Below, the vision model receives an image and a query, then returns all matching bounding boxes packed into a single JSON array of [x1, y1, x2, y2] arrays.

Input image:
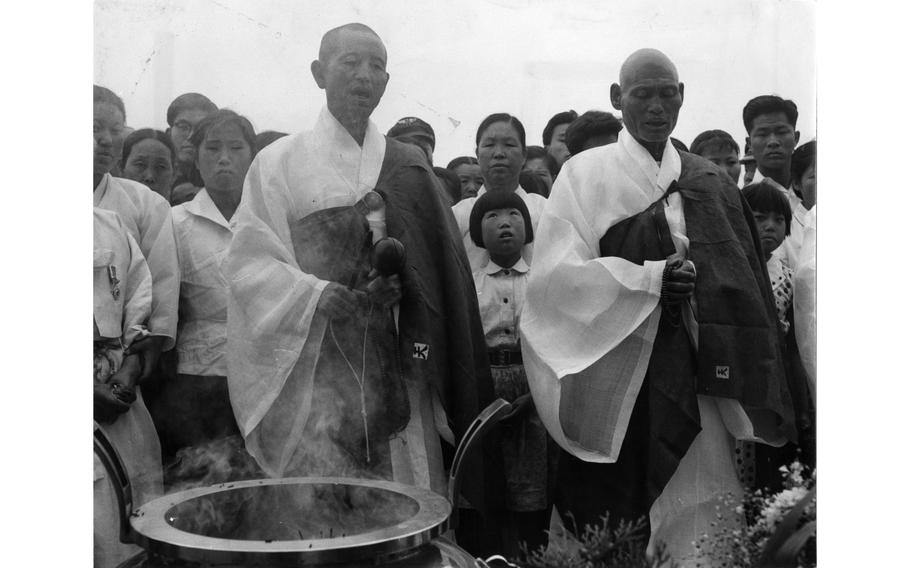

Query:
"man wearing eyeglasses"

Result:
[[165, 92, 218, 205]]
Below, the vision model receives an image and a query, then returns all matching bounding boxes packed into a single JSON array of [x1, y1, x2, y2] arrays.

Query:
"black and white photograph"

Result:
[[10, 0, 887, 565]]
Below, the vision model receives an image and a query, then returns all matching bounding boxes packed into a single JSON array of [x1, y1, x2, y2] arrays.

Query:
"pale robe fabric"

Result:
[[93, 208, 163, 568], [224, 107, 445, 495], [452, 185, 547, 271], [172, 189, 233, 376], [520, 129, 747, 562], [94, 174, 179, 349], [751, 169, 807, 270], [793, 206, 817, 403]]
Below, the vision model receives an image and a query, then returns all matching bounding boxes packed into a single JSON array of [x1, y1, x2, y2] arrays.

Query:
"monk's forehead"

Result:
[[328, 28, 387, 60], [620, 52, 678, 87]]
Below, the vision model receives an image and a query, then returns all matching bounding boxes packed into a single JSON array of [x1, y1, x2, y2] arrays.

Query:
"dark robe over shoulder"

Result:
[[556, 152, 796, 531]]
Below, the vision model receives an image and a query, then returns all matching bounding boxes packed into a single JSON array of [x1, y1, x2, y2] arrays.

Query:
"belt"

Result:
[[488, 349, 523, 366]]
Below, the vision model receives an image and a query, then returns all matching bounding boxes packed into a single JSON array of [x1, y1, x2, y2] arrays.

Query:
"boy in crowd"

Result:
[[165, 92, 218, 205], [690, 129, 742, 185]]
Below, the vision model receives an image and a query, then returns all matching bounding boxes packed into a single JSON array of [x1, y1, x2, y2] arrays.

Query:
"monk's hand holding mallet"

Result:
[[661, 252, 696, 304], [365, 269, 402, 308], [317, 282, 366, 319]]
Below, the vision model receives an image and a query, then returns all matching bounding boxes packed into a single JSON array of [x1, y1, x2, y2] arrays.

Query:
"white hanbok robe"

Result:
[[793, 206, 817, 403], [521, 129, 766, 563], [451, 185, 547, 271], [224, 107, 446, 495], [93, 208, 163, 568], [94, 174, 179, 349]]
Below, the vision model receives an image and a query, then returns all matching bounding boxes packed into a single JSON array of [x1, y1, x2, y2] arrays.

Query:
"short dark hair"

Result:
[[388, 117, 435, 150], [475, 113, 527, 150], [524, 145, 558, 178], [742, 180, 793, 236], [166, 93, 217, 127], [742, 95, 798, 133], [188, 109, 258, 157], [564, 111, 623, 155], [469, 190, 534, 248], [94, 85, 126, 121], [319, 23, 382, 63], [790, 140, 816, 183], [433, 166, 461, 205], [446, 156, 478, 171], [542, 110, 578, 145], [255, 130, 288, 153], [120, 129, 176, 170], [690, 129, 740, 157]]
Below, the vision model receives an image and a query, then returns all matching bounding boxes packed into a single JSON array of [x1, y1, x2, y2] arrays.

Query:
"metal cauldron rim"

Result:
[[130, 476, 451, 566]]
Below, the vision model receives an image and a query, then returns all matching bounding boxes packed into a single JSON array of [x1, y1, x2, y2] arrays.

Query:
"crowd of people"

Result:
[[93, 22, 816, 567]]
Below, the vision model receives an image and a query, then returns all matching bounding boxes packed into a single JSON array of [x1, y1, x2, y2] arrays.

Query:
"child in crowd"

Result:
[[690, 129, 742, 186], [469, 191, 550, 556], [741, 181, 815, 490]]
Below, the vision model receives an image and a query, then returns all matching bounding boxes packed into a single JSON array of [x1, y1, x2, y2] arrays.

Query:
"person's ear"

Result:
[[678, 82, 685, 104], [311, 60, 326, 89], [610, 83, 622, 111], [794, 130, 801, 145]]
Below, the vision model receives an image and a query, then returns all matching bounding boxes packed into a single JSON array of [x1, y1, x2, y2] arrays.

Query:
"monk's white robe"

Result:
[[224, 107, 446, 495], [521, 129, 759, 563], [94, 174, 179, 349], [794, 206, 817, 404], [93, 208, 163, 568], [451, 184, 547, 271]]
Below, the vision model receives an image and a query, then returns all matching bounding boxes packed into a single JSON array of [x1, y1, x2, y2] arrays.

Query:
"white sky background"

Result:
[[95, 0, 816, 164]]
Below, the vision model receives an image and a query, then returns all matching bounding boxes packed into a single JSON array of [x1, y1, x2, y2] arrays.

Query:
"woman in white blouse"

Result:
[[163, 110, 258, 483]]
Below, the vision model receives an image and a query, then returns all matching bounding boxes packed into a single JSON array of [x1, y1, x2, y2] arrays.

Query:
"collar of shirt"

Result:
[[475, 184, 532, 201], [183, 188, 233, 230], [93, 173, 113, 204], [483, 257, 530, 275]]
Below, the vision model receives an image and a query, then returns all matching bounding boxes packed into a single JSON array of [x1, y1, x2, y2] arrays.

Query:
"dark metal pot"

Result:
[[95, 399, 512, 567]]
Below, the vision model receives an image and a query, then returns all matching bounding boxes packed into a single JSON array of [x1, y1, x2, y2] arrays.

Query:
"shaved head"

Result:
[[318, 23, 384, 63], [610, 48, 684, 160], [619, 48, 679, 88]]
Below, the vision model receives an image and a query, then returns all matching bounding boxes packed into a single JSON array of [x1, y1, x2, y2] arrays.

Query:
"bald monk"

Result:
[[520, 49, 796, 562], [224, 23, 500, 516]]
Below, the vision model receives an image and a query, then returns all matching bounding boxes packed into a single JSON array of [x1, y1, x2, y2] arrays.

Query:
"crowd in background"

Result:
[[93, 24, 816, 567]]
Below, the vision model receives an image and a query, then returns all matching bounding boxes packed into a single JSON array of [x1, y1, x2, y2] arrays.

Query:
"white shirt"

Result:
[[172, 189, 233, 376], [451, 185, 547, 271], [94, 174, 179, 349], [473, 258, 530, 349]]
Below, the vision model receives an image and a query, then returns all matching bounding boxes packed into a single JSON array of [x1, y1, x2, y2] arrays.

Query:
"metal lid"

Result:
[[131, 477, 451, 566]]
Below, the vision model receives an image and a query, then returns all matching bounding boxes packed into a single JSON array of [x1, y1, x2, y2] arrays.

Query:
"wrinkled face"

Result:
[[748, 112, 798, 172], [94, 102, 125, 177], [546, 123, 571, 166], [123, 138, 175, 199], [170, 108, 212, 165], [195, 122, 253, 197], [753, 209, 787, 259], [477, 121, 526, 190], [795, 162, 816, 209], [453, 163, 484, 199], [701, 147, 742, 184], [614, 64, 683, 146], [315, 30, 389, 124], [481, 207, 526, 258], [522, 157, 553, 192]]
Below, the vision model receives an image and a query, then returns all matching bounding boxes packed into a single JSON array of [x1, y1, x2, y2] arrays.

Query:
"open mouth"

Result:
[[498, 230, 514, 240]]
